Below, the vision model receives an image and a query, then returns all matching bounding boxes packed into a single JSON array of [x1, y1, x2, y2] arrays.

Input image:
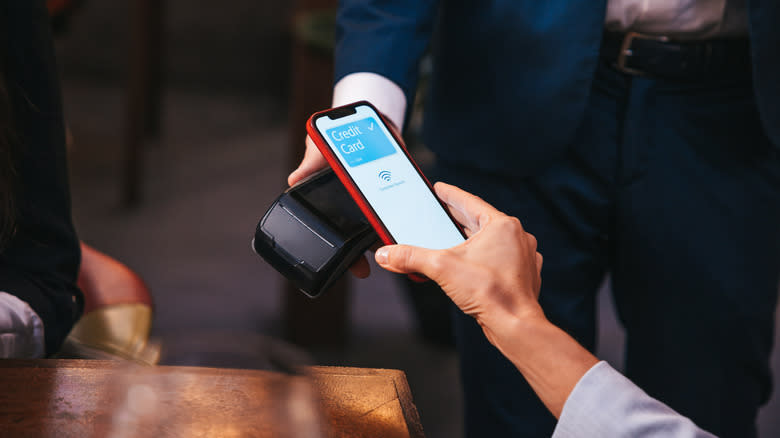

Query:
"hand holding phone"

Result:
[[288, 135, 328, 187], [306, 101, 466, 253]]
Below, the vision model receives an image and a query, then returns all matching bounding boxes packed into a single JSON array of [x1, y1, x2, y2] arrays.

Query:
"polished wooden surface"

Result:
[[0, 360, 424, 438]]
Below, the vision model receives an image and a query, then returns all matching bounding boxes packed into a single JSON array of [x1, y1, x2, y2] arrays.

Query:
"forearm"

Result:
[[494, 316, 599, 419], [506, 319, 715, 437]]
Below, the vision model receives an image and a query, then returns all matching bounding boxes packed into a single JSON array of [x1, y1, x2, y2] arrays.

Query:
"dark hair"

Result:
[[0, 67, 17, 248]]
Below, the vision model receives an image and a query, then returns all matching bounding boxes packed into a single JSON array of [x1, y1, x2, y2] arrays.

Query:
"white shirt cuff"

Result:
[[332, 72, 407, 131], [0, 291, 46, 358]]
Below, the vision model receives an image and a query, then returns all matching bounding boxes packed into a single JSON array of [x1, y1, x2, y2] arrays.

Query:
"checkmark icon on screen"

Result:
[[327, 117, 396, 167]]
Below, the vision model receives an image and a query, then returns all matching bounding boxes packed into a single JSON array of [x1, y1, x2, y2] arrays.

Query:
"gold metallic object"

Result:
[[62, 304, 160, 365]]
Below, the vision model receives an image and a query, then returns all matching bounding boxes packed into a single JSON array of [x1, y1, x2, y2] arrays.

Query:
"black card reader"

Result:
[[252, 169, 378, 298]]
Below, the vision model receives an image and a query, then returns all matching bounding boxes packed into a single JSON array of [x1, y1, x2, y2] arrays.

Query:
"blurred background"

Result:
[[53, 1, 779, 437]]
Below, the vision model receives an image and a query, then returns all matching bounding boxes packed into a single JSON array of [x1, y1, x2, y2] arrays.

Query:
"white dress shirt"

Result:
[[605, 0, 748, 38], [0, 291, 45, 358]]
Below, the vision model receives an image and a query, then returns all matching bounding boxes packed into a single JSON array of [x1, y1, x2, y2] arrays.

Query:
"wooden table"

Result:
[[0, 360, 424, 438]]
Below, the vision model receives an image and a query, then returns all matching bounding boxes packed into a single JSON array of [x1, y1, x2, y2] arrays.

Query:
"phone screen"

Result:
[[314, 104, 465, 250]]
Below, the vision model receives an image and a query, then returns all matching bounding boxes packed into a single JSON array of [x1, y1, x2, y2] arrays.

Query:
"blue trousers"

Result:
[[434, 60, 780, 438]]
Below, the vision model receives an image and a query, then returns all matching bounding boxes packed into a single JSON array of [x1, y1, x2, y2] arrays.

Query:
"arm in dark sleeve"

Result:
[[0, 0, 82, 355], [334, 0, 440, 107]]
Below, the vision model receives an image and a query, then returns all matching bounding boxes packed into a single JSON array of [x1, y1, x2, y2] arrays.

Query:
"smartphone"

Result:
[[306, 101, 466, 251]]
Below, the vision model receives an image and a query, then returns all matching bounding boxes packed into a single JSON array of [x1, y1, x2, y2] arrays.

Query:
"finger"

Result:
[[528, 233, 538, 251], [348, 255, 371, 278], [375, 244, 447, 280], [535, 252, 543, 274], [433, 182, 502, 234], [288, 136, 328, 186], [535, 252, 544, 292]]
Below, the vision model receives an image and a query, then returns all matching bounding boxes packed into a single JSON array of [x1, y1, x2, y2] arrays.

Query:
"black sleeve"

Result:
[[0, 0, 83, 355]]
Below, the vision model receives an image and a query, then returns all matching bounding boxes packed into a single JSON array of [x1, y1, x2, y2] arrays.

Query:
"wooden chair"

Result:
[[59, 243, 160, 364]]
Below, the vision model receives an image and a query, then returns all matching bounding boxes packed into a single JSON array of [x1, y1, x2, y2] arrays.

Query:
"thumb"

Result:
[[375, 245, 444, 278], [288, 136, 328, 186]]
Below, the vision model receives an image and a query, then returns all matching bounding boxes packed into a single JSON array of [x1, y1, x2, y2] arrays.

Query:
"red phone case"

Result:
[[306, 101, 465, 280]]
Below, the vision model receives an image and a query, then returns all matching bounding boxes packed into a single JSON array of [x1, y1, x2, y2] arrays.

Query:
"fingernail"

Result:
[[375, 247, 389, 264]]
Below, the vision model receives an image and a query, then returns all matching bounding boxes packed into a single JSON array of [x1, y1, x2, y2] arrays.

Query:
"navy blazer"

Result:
[[335, 0, 780, 177]]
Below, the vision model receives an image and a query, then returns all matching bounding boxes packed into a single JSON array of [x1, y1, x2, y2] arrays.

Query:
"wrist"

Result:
[[493, 312, 554, 365], [499, 316, 599, 418], [479, 309, 547, 366]]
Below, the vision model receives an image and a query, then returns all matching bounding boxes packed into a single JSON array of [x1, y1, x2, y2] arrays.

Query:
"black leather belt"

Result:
[[600, 31, 751, 80]]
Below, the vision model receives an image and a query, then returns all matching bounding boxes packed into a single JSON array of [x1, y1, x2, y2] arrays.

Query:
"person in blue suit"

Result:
[[289, 2, 780, 437]]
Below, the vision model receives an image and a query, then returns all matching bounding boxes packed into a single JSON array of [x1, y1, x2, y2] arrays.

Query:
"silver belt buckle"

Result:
[[614, 31, 670, 76]]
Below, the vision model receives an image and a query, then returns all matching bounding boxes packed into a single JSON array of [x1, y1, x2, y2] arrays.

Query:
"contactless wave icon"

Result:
[[378, 170, 392, 182]]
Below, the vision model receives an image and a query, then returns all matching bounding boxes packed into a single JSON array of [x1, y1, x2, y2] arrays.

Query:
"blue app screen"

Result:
[[316, 105, 464, 250], [326, 117, 396, 167]]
